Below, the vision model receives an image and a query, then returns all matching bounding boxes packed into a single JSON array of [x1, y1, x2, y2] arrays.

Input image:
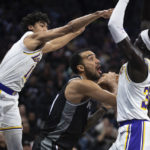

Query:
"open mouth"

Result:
[[96, 65, 102, 74]]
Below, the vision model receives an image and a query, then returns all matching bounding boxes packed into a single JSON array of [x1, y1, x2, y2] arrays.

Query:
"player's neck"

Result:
[[78, 73, 87, 80], [79, 73, 99, 83]]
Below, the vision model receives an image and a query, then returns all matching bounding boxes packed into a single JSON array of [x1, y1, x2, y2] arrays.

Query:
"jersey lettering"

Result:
[[141, 87, 150, 110], [23, 65, 35, 83]]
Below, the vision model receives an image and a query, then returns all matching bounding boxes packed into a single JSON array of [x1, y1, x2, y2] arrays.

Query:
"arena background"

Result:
[[0, 0, 149, 149]]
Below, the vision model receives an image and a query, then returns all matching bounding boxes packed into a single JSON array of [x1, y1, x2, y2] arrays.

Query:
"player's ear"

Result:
[[77, 65, 84, 73], [28, 25, 34, 31]]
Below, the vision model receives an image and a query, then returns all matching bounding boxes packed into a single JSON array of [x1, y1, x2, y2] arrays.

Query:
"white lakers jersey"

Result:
[[0, 31, 43, 92], [117, 59, 150, 122]]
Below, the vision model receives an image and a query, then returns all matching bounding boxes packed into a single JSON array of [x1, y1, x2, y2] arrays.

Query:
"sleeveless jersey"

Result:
[[39, 76, 92, 150], [0, 31, 43, 92], [117, 59, 150, 122]]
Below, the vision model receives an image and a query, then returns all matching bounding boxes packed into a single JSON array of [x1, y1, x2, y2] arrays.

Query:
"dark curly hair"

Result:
[[21, 11, 50, 32]]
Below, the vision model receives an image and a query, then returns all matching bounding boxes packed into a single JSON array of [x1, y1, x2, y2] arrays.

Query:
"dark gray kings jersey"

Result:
[[34, 76, 91, 150]]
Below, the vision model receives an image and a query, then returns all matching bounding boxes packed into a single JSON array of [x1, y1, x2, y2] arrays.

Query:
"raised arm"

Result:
[[65, 79, 116, 107], [108, 0, 147, 82], [69, 8, 113, 31], [24, 9, 113, 51], [65, 79, 116, 131], [42, 27, 85, 54]]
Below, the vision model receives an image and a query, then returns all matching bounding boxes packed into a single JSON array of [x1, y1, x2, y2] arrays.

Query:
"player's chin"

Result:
[[96, 71, 101, 77], [96, 73, 101, 79]]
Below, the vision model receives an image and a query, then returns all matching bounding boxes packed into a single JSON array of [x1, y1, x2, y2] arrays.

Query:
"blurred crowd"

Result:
[[0, 0, 149, 149]]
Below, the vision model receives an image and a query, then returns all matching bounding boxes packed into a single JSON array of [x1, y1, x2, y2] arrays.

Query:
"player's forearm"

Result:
[[101, 91, 116, 107], [82, 81, 116, 107], [36, 24, 73, 43], [68, 11, 103, 32], [108, 0, 129, 43], [42, 30, 83, 53], [89, 89, 116, 107], [42, 27, 84, 53], [84, 107, 106, 132]]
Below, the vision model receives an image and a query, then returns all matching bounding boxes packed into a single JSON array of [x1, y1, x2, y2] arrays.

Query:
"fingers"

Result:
[[98, 72, 118, 85], [101, 8, 114, 19], [107, 8, 114, 12], [101, 72, 118, 77]]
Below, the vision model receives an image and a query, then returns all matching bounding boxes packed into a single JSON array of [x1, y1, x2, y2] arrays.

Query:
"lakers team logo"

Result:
[[32, 54, 41, 62]]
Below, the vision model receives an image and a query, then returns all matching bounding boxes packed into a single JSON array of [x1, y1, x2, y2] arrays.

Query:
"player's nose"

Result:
[[96, 58, 100, 64], [43, 27, 48, 31]]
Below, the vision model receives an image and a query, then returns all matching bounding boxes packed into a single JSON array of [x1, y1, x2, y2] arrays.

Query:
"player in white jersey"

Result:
[[108, 0, 150, 150], [0, 10, 113, 150]]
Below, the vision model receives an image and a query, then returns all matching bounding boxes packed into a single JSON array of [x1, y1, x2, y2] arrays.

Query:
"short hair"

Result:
[[21, 11, 50, 32], [70, 49, 90, 74]]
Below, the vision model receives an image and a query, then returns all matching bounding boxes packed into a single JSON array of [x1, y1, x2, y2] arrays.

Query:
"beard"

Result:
[[84, 67, 100, 81]]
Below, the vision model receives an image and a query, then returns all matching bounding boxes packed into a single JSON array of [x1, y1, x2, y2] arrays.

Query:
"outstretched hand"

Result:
[[98, 72, 118, 94], [98, 72, 118, 85]]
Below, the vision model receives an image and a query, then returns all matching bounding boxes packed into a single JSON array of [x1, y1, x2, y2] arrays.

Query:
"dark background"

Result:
[[0, 0, 149, 149]]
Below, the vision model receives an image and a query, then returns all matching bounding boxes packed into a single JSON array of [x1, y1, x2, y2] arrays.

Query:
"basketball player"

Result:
[[32, 49, 117, 150], [108, 0, 150, 149], [0, 10, 113, 150]]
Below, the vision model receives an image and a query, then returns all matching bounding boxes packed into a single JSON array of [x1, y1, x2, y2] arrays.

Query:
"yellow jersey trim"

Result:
[[124, 125, 129, 150], [142, 122, 145, 150], [23, 49, 42, 55], [125, 66, 130, 82], [0, 126, 22, 131]]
